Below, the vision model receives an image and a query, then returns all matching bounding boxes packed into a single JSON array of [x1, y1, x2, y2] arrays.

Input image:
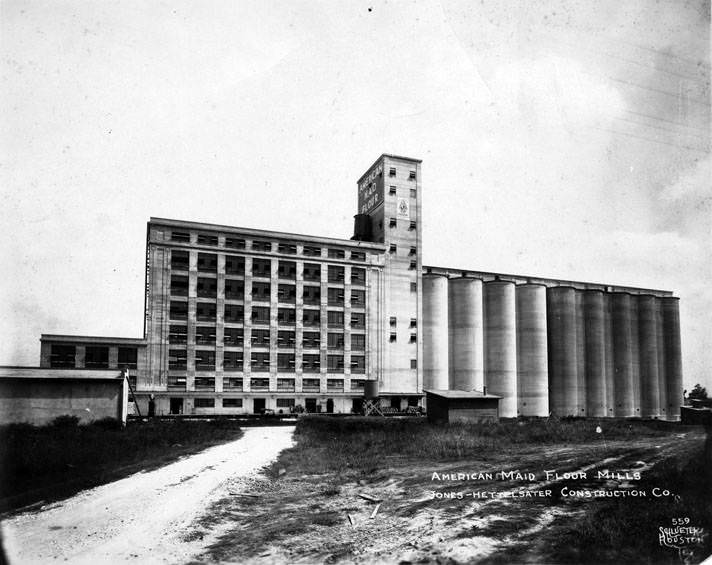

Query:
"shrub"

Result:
[[50, 415, 80, 428]]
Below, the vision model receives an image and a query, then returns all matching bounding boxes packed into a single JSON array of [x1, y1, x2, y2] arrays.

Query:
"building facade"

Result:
[[36, 154, 683, 419]]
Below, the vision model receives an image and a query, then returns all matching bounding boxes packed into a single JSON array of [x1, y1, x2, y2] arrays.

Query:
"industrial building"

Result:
[[35, 154, 683, 420]]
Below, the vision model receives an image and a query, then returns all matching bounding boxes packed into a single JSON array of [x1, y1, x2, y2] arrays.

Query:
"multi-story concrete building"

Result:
[[36, 154, 683, 419]]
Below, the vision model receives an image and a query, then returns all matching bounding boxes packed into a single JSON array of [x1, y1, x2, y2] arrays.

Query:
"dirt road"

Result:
[[2, 425, 294, 564]]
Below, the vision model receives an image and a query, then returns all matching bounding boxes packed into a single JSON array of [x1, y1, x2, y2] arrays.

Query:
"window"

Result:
[[194, 398, 215, 408], [224, 327, 244, 347], [167, 375, 186, 390], [351, 334, 365, 351], [410, 359, 417, 369], [251, 306, 270, 325], [252, 281, 271, 302], [278, 243, 296, 254], [303, 332, 320, 349], [351, 379, 366, 391], [303, 263, 321, 281], [197, 253, 217, 273], [225, 255, 245, 275], [252, 240, 271, 252], [409, 220, 416, 230], [169, 325, 188, 344], [410, 333, 417, 343], [410, 318, 417, 328], [351, 268, 366, 285], [303, 285, 320, 305], [389, 218, 397, 228], [351, 290, 365, 307], [196, 302, 216, 322], [225, 279, 244, 300], [390, 333, 397, 343], [197, 277, 217, 298], [277, 355, 295, 372], [250, 354, 270, 372], [223, 398, 243, 408], [224, 304, 244, 323], [278, 308, 296, 325], [327, 332, 345, 349], [225, 377, 243, 390], [195, 375, 215, 389], [389, 244, 397, 253], [410, 188, 417, 198], [302, 378, 320, 392], [351, 251, 365, 261], [195, 350, 215, 371], [389, 167, 396, 176], [303, 245, 321, 257], [223, 351, 244, 371], [278, 330, 295, 348], [171, 231, 190, 243], [328, 287, 344, 306], [328, 249, 345, 259], [278, 284, 296, 303], [278, 260, 296, 279], [327, 355, 344, 373], [409, 261, 416, 270], [170, 301, 188, 320], [303, 309, 320, 327], [250, 376, 269, 390], [252, 258, 271, 277], [409, 170, 416, 180], [171, 250, 189, 270], [327, 378, 344, 391], [351, 312, 365, 329], [276, 398, 295, 408], [85, 347, 109, 369], [169, 349, 187, 370], [390, 316, 397, 327], [197, 233, 218, 246], [225, 237, 245, 249], [410, 282, 417, 292], [351, 356, 365, 374], [409, 246, 417, 256], [389, 185, 396, 195], [196, 326, 216, 345], [328, 266, 345, 283], [328, 310, 344, 328], [302, 354, 320, 374], [170, 275, 188, 296], [251, 329, 270, 348], [50, 344, 75, 368], [117, 347, 138, 369]]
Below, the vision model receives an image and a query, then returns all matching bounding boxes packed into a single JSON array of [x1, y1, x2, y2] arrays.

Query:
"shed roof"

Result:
[[425, 389, 502, 399]]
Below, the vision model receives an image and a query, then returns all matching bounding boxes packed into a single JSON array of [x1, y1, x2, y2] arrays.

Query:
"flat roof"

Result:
[[149, 217, 386, 251], [41, 335, 147, 346], [357, 154, 423, 183], [425, 389, 502, 399], [0, 367, 123, 380]]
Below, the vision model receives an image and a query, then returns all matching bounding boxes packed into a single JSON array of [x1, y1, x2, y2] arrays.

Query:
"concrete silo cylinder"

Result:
[[546, 286, 578, 416], [448, 277, 484, 392], [422, 274, 449, 390], [662, 297, 682, 421], [484, 281, 517, 417], [637, 295, 660, 418], [584, 290, 606, 417], [612, 292, 635, 417], [516, 284, 549, 417]]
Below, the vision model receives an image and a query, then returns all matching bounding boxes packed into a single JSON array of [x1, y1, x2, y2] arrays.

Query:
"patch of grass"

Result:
[[0, 417, 243, 511]]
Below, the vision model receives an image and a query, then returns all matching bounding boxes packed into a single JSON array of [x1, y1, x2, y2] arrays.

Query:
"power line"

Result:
[[591, 125, 709, 153], [625, 110, 710, 134], [614, 115, 709, 142]]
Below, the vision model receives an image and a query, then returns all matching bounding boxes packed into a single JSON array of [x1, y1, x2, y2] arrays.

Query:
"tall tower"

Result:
[[354, 155, 423, 402]]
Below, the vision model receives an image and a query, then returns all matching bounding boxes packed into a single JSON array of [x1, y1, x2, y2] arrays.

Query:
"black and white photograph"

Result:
[[0, 1, 710, 563]]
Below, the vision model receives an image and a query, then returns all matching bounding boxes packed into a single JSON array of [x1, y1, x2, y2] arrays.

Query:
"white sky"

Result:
[[2, 0, 710, 391]]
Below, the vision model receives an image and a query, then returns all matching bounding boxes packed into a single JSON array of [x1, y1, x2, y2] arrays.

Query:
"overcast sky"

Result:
[[2, 0, 710, 391]]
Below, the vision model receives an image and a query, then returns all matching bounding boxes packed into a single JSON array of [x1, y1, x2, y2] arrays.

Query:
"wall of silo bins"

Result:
[[484, 280, 517, 417], [448, 277, 484, 392], [584, 290, 607, 417], [575, 290, 587, 416], [603, 293, 616, 417], [655, 297, 668, 420], [546, 286, 578, 416], [422, 273, 449, 390], [662, 297, 683, 421], [630, 294, 642, 417], [612, 292, 635, 417], [515, 284, 549, 417], [638, 295, 661, 418]]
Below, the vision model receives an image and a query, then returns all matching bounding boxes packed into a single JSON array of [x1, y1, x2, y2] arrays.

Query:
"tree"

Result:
[[688, 384, 708, 400]]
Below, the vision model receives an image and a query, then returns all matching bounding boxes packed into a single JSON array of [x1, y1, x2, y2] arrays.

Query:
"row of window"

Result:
[[388, 218, 417, 230], [169, 302, 366, 327], [171, 377, 368, 393], [49, 345, 138, 369], [170, 233, 368, 262], [168, 351, 366, 372], [169, 326, 365, 349], [170, 278, 365, 306], [170, 253, 366, 284]]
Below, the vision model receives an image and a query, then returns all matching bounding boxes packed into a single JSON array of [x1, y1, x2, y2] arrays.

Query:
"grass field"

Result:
[[0, 416, 244, 512], [193, 417, 711, 564]]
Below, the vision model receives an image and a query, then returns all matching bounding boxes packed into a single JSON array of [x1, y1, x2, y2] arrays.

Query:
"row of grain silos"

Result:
[[422, 274, 683, 420]]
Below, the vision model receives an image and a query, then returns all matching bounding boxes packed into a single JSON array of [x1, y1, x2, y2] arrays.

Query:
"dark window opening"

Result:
[[303, 285, 320, 305], [197, 253, 217, 273], [303, 332, 320, 349], [223, 398, 243, 408], [327, 332, 345, 349], [252, 281, 271, 302], [351, 356, 365, 374], [278, 330, 295, 348], [252, 240, 271, 252], [196, 302, 216, 322], [225, 255, 245, 275], [225, 237, 245, 249], [171, 250, 189, 271], [277, 355, 295, 373], [278, 243, 297, 255], [196, 326, 216, 345], [251, 329, 271, 348], [351, 334, 365, 350], [50, 344, 75, 368], [195, 376, 215, 389], [197, 233, 218, 246], [351, 267, 366, 285], [250, 355, 270, 373], [170, 275, 189, 296], [194, 398, 215, 408], [169, 349, 187, 370], [328, 265, 345, 283], [328, 249, 345, 259], [195, 351, 215, 371], [225, 377, 243, 390], [278, 308, 296, 325], [197, 277, 217, 298], [303, 245, 321, 257], [223, 351, 244, 371], [327, 310, 344, 328], [327, 378, 344, 390], [224, 304, 244, 323], [327, 356, 344, 373], [171, 231, 190, 242], [278, 260, 296, 279], [351, 312, 366, 329], [303, 263, 321, 281], [225, 278, 244, 300], [303, 309, 320, 327], [302, 354, 321, 373], [223, 327, 244, 347], [328, 287, 345, 306], [278, 284, 296, 303], [252, 258, 271, 277]]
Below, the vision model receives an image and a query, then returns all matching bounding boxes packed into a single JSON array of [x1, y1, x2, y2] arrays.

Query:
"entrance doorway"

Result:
[[169, 397, 183, 415], [326, 399, 334, 413], [253, 398, 266, 414], [305, 398, 317, 413], [352, 398, 363, 414], [391, 396, 401, 411]]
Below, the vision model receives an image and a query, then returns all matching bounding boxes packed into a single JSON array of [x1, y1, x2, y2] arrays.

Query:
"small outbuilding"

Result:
[[425, 390, 501, 424]]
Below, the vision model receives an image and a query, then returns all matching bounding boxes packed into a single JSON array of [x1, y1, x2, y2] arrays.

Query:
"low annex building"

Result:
[[34, 154, 683, 419]]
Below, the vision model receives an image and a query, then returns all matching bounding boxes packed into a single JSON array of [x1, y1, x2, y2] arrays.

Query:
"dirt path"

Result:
[[1, 425, 295, 565]]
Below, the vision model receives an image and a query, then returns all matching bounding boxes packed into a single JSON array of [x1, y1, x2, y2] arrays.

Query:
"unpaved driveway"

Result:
[[2, 425, 294, 564]]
